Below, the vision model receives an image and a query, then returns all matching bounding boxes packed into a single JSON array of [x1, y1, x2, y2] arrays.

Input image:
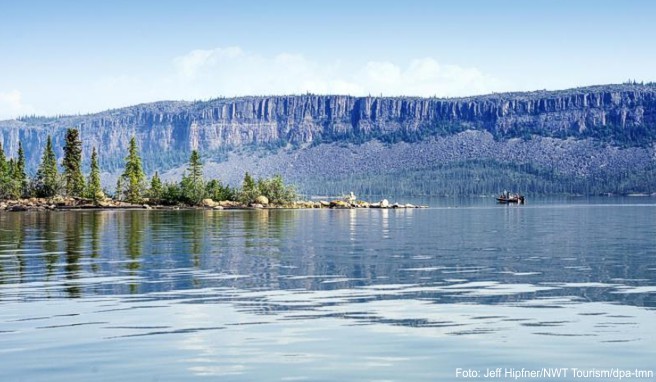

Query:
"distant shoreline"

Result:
[[0, 197, 427, 212]]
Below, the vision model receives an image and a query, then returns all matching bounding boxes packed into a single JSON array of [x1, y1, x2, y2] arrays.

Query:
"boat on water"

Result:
[[497, 191, 525, 204]]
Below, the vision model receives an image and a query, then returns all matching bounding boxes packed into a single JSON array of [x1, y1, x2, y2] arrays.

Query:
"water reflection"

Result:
[[126, 212, 143, 293], [64, 213, 82, 298], [0, 204, 654, 315], [89, 212, 103, 274], [40, 214, 60, 283], [0, 203, 655, 381], [0, 213, 25, 286]]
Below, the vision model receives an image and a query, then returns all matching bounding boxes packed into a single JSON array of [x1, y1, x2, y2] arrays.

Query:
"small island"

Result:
[[0, 128, 425, 212]]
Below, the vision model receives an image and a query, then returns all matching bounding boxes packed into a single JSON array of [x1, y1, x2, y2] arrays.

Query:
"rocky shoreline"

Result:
[[0, 197, 427, 212]]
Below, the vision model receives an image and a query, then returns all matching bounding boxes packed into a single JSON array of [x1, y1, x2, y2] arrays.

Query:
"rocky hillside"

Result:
[[1, 83, 656, 196]]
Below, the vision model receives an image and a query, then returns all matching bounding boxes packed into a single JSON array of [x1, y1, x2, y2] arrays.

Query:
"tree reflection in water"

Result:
[[64, 212, 83, 298], [125, 211, 144, 294], [0, 206, 651, 310]]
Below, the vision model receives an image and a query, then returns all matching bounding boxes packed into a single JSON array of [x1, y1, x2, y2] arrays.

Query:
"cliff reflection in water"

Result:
[[0, 206, 654, 311]]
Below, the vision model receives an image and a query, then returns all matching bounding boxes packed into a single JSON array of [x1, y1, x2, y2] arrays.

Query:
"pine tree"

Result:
[[0, 157, 20, 199], [149, 171, 163, 200], [260, 174, 296, 205], [160, 181, 182, 205], [115, 177, 124, 201], [34, 135, 59, 197], [16, 141, 28, 197], [238, 172, 258, 205], [86, 147, 104, 202], [180, 150, 205, 205], [205, 179, 234, 201], [7, 159, 15, 178], [187, 150, 203, 182], [119, 136, 146, 203], [62, 128, 85, 197]]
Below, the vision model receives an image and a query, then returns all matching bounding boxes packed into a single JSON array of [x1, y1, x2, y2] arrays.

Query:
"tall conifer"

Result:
[[119, 136, 146, 203], [149, 171, 163, 200], [0, 143, 22, 199], [62, 128, 85, 196], [238, 172, 258, 205], [16, 141, 28, 196], [34, 135, 59, 197], [181, 150, 204, 205], [86, 147, 103, 202], [115, 177, 124, 201]]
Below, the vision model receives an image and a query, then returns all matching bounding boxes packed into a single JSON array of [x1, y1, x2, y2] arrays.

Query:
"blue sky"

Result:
[[1, 0, 654, 119]]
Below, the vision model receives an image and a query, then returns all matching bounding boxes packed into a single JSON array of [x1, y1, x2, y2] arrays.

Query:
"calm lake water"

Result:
[[1, 198, 655, 381]]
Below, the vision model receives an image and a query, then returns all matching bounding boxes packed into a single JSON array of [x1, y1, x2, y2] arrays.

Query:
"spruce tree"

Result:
[[205, 179, 234, 202], [149, 171, 163, 200], [62, 128, 85, 196], [0, 143, 18, 199], [180, 150, 205, 205], [187, 150, 203, 182], [0, 158, 20, 199], [86, 147, 104, 202], [119, 136, 146, 203], [115, 177, 124, 201], [238, 172, 258, 205], [16, 141, 28, 197], [7, 159, 15, 178], [260, 174, 296, 205], [34, 135, 59, 197]]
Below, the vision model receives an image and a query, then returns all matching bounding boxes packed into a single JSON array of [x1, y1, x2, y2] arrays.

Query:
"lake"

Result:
[[1, 198, 655, 381]]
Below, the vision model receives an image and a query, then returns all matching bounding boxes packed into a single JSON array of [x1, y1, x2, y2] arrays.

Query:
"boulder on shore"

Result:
[[49, 196, 79, 206], [380, 199, 390, 208], [255, 195, 269, 206], [219, 200, 240, 208], [202, 198, 217, 208], [330, 200, 351, 209], [98, 200, 114, 207], [292, 201, 309, 208]]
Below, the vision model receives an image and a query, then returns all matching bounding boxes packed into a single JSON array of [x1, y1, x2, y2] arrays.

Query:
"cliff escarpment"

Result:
[[1, 83, 656, 195]]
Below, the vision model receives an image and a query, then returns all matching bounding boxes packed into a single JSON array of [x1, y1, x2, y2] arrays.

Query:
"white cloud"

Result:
[[357, 58, 501, 97], [165, 47, 504, 99], [0, 90, 35, 120], [173, 46, 244, 80], [363, 61, 402, 85], [2, 47, 507, 119]]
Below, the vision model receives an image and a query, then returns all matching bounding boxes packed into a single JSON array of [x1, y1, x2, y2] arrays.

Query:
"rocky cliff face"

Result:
[[1, 84, 655, 194]]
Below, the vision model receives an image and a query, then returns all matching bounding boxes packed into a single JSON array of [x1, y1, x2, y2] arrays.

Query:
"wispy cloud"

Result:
[[166, 47, 504, 99], [3, 47, 507, 119], [173, 47, 245, 80]]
